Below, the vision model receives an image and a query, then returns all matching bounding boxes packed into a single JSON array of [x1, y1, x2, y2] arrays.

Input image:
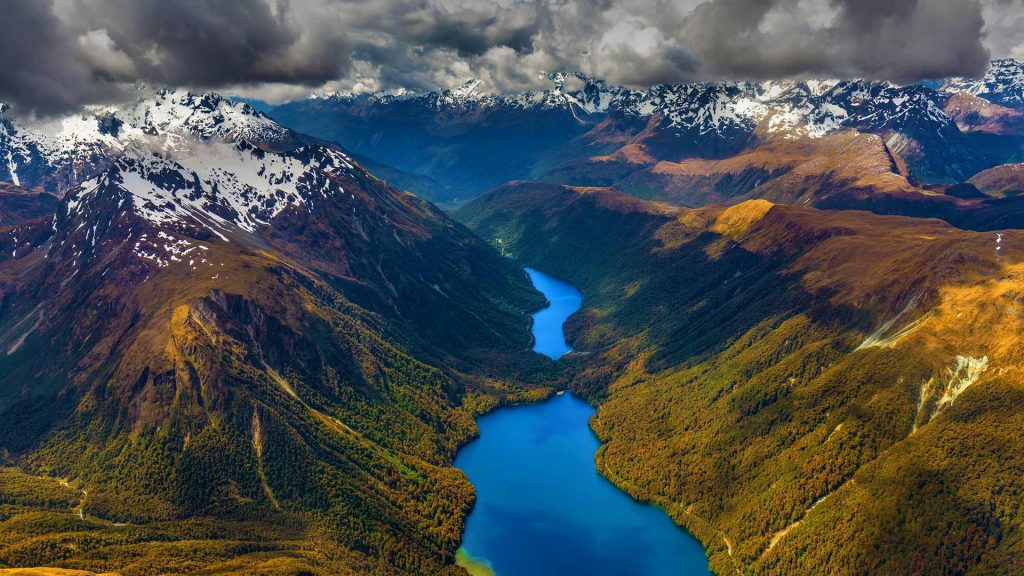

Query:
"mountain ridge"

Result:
[[267, 60, 1024, 204], [0, 88, 548, 575], [3, 59, 1024, 576]]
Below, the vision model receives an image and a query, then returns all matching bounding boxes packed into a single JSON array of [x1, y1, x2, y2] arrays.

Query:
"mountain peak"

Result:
[[0, 88, 308, 196], [547, 71, 604, 89], [450, 78, 482, 98], [429, 79, 486, 108], [942, 58, 1024, 108], [64, 139, 356, 245], [138, 88, 295, 146]]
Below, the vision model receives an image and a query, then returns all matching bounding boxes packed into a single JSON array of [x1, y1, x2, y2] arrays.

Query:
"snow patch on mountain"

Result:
[[0, 89, 301, 196], [66, 140, 357, 243], [308, 73, 958, 142], [943, 59, 1024, 108]]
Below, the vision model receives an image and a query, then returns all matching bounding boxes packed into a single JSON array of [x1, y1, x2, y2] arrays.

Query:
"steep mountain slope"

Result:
[[969, 163, 1024, 197], [0, 184, 58, 226], [0, 94, 544, 575], [587, 130, 917, 206], [942, 92, 1024, 135], [458, 183, 1024, 576]]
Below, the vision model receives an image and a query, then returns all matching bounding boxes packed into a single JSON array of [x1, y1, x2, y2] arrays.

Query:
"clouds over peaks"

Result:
[[0, 0, 1019, 114]]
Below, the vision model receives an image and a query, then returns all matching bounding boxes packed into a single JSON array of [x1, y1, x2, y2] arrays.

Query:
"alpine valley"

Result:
[[0, 90, 550, 575], [1, 48, 1024, 576]]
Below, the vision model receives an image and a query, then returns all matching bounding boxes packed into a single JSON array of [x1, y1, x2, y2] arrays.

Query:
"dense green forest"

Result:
[[4, 175, 1023, 575], [0, 261, 545, 575]]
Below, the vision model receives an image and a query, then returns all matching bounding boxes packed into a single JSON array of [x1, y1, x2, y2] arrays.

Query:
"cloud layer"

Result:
[[1, 0, 351, 114], [1, 0, 1022, 113]]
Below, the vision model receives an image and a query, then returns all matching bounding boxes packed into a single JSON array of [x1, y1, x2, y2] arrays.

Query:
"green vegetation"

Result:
[[0, 263, 491, 574], [0, 167, 553, 574], [458, 182, 1024, 575], [9, 139, 1021, 575], [455, 547, 495, 576]]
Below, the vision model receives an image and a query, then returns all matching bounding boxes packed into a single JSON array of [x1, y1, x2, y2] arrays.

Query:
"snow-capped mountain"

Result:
[[0, 85, 542, 576], [2, 86, 536, 368], [580, 77, 959, 143], [0, 87, 469, 286], [272, 68, 1009, 199], [0, 89, 304, 197], [63, 141, 356, 245], [7, 61, 1015, 213], [943, 59, 1024, 108], [307, 73, 958, 141]]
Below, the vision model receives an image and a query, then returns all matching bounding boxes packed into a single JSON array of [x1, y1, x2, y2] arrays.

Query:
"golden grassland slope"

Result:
[[943, 92, 1024, 135], [631, 131, 917, 205], [545, 131, 1024, 233], [458, 183, 1024, 576], [968, 163, 1024, 197], [542, 126, 957, 213]]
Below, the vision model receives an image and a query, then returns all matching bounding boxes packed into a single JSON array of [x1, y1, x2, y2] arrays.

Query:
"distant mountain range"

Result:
[[265, 60, 1024, 206], [943, 58, 1024, 108]]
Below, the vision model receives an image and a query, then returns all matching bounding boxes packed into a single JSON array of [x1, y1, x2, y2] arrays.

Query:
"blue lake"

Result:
[[455, 269, 711, 576], [524, 267, 583, 360]]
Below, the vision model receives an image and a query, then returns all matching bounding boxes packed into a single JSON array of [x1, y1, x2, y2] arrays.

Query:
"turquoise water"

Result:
[[455, 269, 711, 576], [524, 267, 582, 359]]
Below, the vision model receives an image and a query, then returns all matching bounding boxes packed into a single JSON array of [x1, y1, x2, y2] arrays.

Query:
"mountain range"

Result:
[[267, 61, 1024, 209], [2, 58, 1024, 576]]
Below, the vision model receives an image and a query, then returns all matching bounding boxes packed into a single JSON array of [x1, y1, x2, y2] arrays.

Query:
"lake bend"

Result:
[[523, 267, 583, 359], [455, 268, 711, 576]]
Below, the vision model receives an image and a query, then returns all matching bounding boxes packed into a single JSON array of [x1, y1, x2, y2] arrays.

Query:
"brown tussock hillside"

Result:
[[459, 182, 1024, 576]]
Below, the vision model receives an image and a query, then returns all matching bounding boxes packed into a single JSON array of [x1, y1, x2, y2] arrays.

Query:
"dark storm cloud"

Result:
[[0, 0, 351, 114], [0, 0, 1020, 112], [333, 0, 998, 92], [0, 0, 127, 114], [829, 0, 990, 82], [71, 0, 351, 86], [677, 0, 990, 82], [395, 6, 539, 56]]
